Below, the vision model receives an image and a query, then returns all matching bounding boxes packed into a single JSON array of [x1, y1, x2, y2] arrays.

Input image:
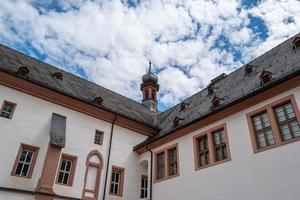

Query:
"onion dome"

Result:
[[142, 61, 158, 84]]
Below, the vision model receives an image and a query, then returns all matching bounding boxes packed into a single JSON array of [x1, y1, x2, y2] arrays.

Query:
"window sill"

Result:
[[154, 173, 179, 184], [55, 182, 73, 187], [108, 193, 123, 197], [195, 158, 231, 171], [253, 136, 300, 154]]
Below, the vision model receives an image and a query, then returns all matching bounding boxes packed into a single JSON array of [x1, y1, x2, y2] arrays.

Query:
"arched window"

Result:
[[152, 90, 156, 100], [144, 90, 149, 100], [82, 151, 103, 200]]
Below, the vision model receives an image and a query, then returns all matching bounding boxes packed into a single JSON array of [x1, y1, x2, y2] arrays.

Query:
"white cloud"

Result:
[[0, 0, 299, 110]]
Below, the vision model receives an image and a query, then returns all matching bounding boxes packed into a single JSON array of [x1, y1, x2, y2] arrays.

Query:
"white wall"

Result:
[[0, 85, 148, 200], [150, 86, 300, 200]]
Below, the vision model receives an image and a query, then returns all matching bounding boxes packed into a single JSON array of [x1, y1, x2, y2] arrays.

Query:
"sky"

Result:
[[0, 0, 299, 111]]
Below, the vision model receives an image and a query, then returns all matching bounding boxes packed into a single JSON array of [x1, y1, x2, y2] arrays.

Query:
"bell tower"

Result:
[[141, 61, 159, 112]]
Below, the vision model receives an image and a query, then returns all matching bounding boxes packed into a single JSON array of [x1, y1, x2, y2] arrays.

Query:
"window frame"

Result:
[[56, 153, 77, 187], [140, 175, 148, 199], [193, 124, 231, 171], [247, 94, 300, 153], [0, 101, 17, 119], [11, 143, 39, 179], [154, 143, 179, 182], [94, 130, 104, 145], [109, 165, 125, 197]]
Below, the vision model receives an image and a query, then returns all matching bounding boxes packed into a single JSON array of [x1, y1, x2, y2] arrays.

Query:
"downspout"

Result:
[[102, 115, 118, 200], [146, 145, 153, 200]]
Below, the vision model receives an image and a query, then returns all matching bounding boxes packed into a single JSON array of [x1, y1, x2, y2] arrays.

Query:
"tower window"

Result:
[[260, 70, 273, 84], [52, 72, 63, 80], [145, 90, 149, 100], [293, 37, 300, 49], [17, 66, 29, 78]]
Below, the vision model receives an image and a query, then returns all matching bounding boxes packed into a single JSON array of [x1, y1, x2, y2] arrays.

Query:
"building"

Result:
[[0, 33, 300, 200]]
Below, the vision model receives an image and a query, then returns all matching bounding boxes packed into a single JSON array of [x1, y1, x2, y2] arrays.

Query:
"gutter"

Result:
[[146, 145, 153, 200], [102, 115, 118, 200]]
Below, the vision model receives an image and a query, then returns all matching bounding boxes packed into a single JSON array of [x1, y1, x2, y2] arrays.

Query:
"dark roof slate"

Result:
[[144, 32, 300, 146], [0, 44, 157, 127]]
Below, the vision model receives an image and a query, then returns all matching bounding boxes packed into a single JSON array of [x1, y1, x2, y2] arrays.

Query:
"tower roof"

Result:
[[142, 61, 158, 84]]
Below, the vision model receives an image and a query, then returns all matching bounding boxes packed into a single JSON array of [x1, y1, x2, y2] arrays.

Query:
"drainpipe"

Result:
[[102, 115, 118, 200], [146, 145, 153, 200]]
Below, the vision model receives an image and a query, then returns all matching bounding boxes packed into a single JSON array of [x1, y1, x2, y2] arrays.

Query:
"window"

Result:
[[293, 37, 300, 49], [52, 72, 63, 80], [252, 112, 275, 148], [193, 124, 231, 170], [155, 144, 179, 181], [245, 64, 255, 75], [152, 90, 156, 100], [144, 90, 149, 100], [0, 101, 16, 119], [173, 117, 181, 129], [260, 70, 273, 84], [140, 175, 148, 199], [94, 130, 104, 145], [213, 129, 228, 161], [212, 96, 221, 109], [274, 102, 300, 141], [17, 66, 29, 78], [93, 96, 103, 105], [247, 95, 300, 153], [11, 143, 39, 178], [156, 152, 165, 180], [180, 102, 189, 111], [56, 154, 77, 186], [109, 166, 125, 197], [197, 135, 209, 167], [168, 147, 178, 176]]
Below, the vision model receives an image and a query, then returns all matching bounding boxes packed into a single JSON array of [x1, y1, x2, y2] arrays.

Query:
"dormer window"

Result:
[[180, 102, 189, 111], [207, 84, 215, 95], [211, 96, 221, 109], [173, 117, 182, 129], [94, 97, 103, 105], [17, 66, 29, 78], [245, 64, 255, 75], [260, 70, 273, 84], [52, 72, 63, 80], [293, 37, 300, 49]]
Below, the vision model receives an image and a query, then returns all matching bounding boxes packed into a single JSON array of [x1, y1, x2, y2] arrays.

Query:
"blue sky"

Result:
[[0, 0, 299, 111]]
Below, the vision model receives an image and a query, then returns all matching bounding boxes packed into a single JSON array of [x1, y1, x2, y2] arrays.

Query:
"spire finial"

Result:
[[148, 60, 152, 73]]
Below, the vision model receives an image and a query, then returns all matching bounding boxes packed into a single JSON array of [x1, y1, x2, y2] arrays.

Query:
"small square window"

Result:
[[94, 130, 104, 145], [0, 101, 16, 119]]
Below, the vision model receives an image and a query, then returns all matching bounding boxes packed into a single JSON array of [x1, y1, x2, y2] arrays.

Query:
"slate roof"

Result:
[[1, 32, 300, 151], [135, 32, 300, 149], [0, 44, 157, 127]]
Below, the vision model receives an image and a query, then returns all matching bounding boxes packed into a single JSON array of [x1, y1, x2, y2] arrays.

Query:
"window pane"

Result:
[[275, 102, 300, 141]]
